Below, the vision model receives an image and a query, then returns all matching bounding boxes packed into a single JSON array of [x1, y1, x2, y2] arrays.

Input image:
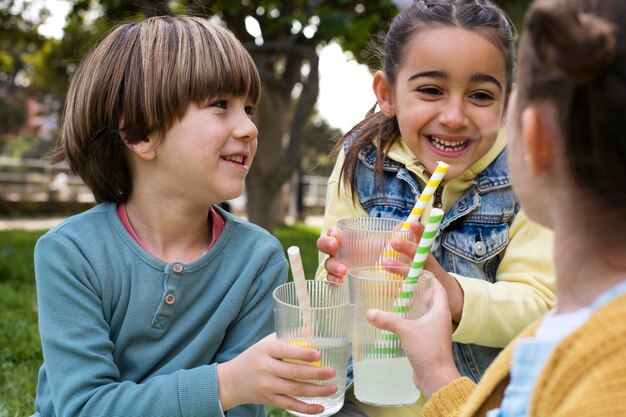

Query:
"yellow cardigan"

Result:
[[424, 292, 626, 417]]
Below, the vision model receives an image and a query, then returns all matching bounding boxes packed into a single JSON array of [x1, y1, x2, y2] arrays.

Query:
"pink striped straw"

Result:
[[287, 246, 313, 336]]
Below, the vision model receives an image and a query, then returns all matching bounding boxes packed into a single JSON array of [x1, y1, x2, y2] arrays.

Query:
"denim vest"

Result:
[[349, 141, 520, 382]]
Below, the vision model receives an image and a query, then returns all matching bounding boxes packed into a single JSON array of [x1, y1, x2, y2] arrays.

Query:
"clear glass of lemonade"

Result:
[[337, 217, 416, 273], [348, 266, 434, 406], [273, 280, 351, 417]]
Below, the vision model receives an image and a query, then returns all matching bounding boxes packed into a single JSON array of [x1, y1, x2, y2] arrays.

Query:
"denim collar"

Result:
[[354, 140, 511, 193]]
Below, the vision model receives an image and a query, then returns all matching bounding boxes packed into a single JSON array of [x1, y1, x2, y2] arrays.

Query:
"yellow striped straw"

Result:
[[376, 161, 448, 266], [401, 161, 449, 230]]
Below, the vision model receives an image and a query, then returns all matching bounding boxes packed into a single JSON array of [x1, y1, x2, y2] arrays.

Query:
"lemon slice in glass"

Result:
[[285, 340, 321, 367]]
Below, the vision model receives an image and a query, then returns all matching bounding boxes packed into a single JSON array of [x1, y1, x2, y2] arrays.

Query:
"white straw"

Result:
[[287, 246, 313, 336]]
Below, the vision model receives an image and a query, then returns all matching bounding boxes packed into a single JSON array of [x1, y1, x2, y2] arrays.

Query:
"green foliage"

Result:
[[0, 135, 54, 159], [1, 0, 534, 107], [0, 0, 46, 74], [0, 223, 321, 416], [0, 95, 27, 137], [301, 118, 343, 176]]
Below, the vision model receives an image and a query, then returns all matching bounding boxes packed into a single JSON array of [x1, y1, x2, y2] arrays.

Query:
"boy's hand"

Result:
[[317, 227, 347, 284], [365, 279, 461, 399], [217, 334, 336, 414]]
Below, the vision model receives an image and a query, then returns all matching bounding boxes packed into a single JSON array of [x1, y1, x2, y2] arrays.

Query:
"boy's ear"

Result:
[[126, 139, 156, 161], [373, 71, 395, 118], [119, 124, 156, 161], [521, 106, 554, 175]]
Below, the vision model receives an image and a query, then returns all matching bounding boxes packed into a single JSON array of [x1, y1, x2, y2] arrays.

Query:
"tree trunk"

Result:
[[244, 44, 319, 232], [245, 180, 283, 231]]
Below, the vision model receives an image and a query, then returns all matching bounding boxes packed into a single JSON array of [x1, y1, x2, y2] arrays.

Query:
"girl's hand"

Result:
[[390, 221, 465, 324], [365, 279, 461, 399], [217, 333, 336, 413], [316, 227, 347, 284]]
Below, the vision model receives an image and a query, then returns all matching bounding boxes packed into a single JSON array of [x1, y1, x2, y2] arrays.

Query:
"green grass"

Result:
[[274, 222, 323, 280], [0, 223, 321, 416], [0, 229, 44, 416]]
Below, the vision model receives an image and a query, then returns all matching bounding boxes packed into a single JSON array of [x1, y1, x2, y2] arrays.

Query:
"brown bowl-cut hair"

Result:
[[49, 15, 261, 203]]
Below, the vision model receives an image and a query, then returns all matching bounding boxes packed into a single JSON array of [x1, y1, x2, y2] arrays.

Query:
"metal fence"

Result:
[[0, 157, 329, 215], [0, 156, 94, 204], [301, 174, 328, 209]]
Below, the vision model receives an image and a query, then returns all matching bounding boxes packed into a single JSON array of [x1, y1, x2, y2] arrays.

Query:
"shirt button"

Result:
[[165, 293, 176, 305], [172, 263, 184, 274], [473, 241, 487, 256]]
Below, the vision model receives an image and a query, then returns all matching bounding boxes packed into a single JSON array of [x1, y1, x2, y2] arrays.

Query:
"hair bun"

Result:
[[527, 0, 616, 84]]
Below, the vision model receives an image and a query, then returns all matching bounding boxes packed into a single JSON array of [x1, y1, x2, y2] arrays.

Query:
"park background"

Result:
[[1, 0, 532, 415]]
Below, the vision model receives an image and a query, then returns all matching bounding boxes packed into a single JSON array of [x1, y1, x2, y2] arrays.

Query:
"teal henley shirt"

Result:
[[32, 203, 288, 417]]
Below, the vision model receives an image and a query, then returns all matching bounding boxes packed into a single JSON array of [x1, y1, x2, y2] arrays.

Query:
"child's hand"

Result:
[[390, 221, 465, 324], [317, 227, 347, 284], [217, 333, 337, 414], [364, 279, 461, 399]]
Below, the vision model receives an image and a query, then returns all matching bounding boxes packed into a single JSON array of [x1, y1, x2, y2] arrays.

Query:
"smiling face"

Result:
[[377, 26, 508, 179], [143, 95, 258, 206]]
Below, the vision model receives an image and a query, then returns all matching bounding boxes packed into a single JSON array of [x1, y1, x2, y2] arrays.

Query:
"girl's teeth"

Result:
[[430, 136, 469, 152]]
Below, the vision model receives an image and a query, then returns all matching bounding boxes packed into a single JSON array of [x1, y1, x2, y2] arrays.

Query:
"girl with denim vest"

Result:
[[32, 16, 336, 417], [367, 0, 626, 414], [316, 1, 555, 416]]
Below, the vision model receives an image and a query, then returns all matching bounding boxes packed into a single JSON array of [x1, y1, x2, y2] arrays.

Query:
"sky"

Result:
[[36, 2, 376, 133], [317, 44, 375, 132]]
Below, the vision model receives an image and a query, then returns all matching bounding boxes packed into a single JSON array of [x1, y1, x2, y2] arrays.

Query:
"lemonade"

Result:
[[273, 279, 351, 417], [353, 356, 420, 406], [286, 337, 350, 417]]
